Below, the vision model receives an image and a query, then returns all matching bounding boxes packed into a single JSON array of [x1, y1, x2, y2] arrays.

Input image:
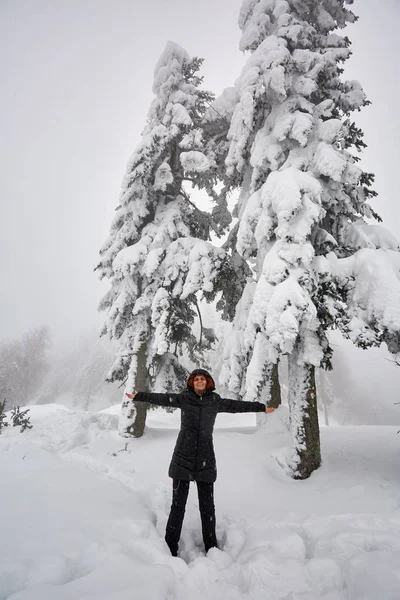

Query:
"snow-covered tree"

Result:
[[199, 28, 282, 409], [0, 400, 9, 434], [97, 42, 239, 437], [219, 0, 400, 478]]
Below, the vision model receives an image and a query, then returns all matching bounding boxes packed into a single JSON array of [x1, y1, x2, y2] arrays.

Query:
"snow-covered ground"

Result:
[[1, 404, 400, 600]]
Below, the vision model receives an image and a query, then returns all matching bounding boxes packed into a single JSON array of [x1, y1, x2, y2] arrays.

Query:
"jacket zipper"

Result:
[[195, 402, 203, 472]]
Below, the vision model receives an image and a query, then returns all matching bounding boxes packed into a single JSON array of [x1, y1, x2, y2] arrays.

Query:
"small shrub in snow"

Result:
[[10, 406, 32, 433]]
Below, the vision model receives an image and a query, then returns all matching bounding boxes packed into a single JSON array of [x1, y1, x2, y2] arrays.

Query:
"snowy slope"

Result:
[[1, 404, 400, 600]]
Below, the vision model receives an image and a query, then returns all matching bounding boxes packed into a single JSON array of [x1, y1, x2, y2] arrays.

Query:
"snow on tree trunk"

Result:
[[287, 345, 321, 479], [131, 343, 149, 438], [254, 360, 282, 429], [119, 342, 149, 438], [269, 362, 281, 409]]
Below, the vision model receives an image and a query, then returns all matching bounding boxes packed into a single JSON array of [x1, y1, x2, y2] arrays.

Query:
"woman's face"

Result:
[[193, 374, 207, 394]]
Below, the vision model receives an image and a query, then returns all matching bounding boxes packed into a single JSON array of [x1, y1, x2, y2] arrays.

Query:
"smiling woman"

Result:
[[125, 368, 274, 557]]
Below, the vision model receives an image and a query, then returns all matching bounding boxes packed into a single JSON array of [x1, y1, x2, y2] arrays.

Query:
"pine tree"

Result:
[[220, 0, 400, 478], [10, 406, 32, 433], [96, 42, 238, 437]]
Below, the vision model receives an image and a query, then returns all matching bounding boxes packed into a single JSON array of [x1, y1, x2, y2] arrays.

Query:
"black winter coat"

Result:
[[134, 370, 265, 483]]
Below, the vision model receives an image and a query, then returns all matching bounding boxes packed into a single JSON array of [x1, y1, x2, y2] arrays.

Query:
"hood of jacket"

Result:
[[187, 368, 215, 393]]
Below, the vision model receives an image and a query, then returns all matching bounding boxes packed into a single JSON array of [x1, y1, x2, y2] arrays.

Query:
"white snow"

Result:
[[319, 249, 400, 349], [1, 403, 400, 599], [154, 162, 174, 191], [180, 151, 210, 173]]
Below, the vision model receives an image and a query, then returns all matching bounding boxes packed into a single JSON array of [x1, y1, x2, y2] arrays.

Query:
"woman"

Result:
[[126, 368, 275, 557]]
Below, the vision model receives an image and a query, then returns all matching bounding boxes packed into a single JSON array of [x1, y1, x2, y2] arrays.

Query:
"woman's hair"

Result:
[[187, 372, 214, 392]]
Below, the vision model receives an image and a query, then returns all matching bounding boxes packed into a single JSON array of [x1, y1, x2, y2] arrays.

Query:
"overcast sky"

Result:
[[1, 0, 399, 345]]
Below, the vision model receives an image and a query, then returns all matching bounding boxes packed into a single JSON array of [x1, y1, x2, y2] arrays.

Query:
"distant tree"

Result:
[[0, 400, 9, 434], [37, 332, 126, 411], [97, 42, 239, 438], [71, 338, 122, 410], [218, 0, 400, 478], [0, 341, 20, 406], [0, 326, 51, 408]]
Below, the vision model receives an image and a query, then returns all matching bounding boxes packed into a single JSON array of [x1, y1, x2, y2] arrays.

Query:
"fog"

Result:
[[0, 1, 399, 419]]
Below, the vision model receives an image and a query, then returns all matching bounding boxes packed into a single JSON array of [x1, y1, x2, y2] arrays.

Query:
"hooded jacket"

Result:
[[133, 368, 266, 483]]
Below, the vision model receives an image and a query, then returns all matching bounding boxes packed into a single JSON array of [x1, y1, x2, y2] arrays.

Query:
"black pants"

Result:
[[165, 479, 217, 556]]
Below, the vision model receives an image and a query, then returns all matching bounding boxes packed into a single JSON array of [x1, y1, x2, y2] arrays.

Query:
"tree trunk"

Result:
[[120, 343, 149, 438], [256, 361, 281, 427], [129, 401, 148, 438], [255, 236, 282, 412], [268, 362, 281, 408], [287, 345, 321, 479]]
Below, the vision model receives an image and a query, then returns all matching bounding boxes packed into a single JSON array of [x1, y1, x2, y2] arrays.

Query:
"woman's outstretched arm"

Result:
[[125, 391, 181, 408], [217, 396, 275, 414]]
